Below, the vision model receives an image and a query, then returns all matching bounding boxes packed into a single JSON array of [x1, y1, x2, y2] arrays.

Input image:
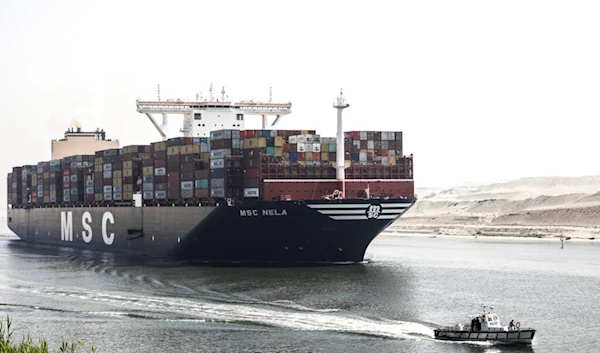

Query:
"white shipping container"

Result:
[[210, 158, 225, 169], [353, 140, 360, 147], [360, 131, 368, 140], [113, 193, 122, 201], [367, 140, 375, 149], [113, 186, 123, 193], [388, 149, 396, 157], [210, 149, 232, 159], [181, 181, 194, 190], [296, 135, 306, 144], [211, 188, 225, 198], [103, 185, 112, 193], [288, 136, 297, 144], [154, 190, 166, 199], [243, 188, 260, 198], [103, 193, 112, 200], [305, 143, 313, 152], [381, 157, 389, 165], [103, 163, 112, 171], [297, 143, 306, 153], [312, 144, 321, 152], [359, 152, 368, 161], [155, 167, 166, 176], [86, 187, 94, 194], [143, 191, 154, 199]]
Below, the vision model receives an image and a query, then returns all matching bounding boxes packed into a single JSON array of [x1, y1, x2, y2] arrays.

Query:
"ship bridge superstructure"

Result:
[[136, 85, 292, 140]]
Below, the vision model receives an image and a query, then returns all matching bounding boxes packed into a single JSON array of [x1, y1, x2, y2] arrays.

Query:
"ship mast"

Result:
[[334, 89, 350, 196]]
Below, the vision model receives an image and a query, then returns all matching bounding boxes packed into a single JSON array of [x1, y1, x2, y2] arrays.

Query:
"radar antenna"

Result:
[[157, 84, 161, 101]]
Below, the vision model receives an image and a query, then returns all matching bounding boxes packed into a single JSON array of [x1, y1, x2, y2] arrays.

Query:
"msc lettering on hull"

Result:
[[60, 211, 115, 245], [239, 209, 288, 217]]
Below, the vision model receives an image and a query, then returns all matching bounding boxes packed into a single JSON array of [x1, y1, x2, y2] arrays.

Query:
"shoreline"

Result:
[[382, 228, 598, 243]]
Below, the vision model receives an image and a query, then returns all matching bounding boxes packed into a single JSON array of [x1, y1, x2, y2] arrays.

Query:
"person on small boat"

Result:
[[509, 319, 515, 330], [471, 317, 478, 331]]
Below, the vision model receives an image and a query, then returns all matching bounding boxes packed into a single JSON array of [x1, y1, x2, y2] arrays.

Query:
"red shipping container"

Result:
[[351, 131, 360, 140], [167, 172, 180, 181], [154, 159, 166, 168], [244, 168, 260, 178], [63, 169, 71, 176], [297, 153, 305, 161], [240, 130, 247, 139], [185, 137, 193, 145], [312, 152, 320, 161], [195, 189, 209, 198], [243, 178, 260, 188], [195, 170, 209, 179], [167, 181, 180, 190], [382, 149, 388, 157], [246, 130, 256, 138]]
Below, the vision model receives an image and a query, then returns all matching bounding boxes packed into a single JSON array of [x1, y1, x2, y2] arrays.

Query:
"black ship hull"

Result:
[[6, 198, 415, 265]]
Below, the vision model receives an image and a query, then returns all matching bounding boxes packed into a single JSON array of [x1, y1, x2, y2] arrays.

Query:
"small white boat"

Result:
[[434, 307, 536, 345]]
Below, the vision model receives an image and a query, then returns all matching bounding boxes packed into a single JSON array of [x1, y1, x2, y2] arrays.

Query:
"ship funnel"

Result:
[[333, 89, 349, 181]]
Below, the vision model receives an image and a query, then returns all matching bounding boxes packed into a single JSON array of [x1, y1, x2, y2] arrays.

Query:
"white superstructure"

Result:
[[136, 85, 292, 140]]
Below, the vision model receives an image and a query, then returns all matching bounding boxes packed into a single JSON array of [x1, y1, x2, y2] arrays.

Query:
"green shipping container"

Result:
[[195, 179, 209, 189], [328, 144, 337, 152], [266, 147, 275, 156]]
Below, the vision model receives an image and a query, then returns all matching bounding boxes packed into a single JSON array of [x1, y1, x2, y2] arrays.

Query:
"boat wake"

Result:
[[2, 279, 434, 342]]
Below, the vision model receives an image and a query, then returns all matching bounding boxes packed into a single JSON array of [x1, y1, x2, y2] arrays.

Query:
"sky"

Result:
[[1, 0, 600, 205]]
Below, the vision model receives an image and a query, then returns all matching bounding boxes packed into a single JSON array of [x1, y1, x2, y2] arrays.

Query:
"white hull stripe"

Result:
[[307, 203, 409, 221], [318, 209, 406, 215], [306, 203, 412, 209], [329, 214, 400, 221]]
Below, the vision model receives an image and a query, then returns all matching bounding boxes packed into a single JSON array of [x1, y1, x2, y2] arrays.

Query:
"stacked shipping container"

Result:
[[7, 129, 412, 206]]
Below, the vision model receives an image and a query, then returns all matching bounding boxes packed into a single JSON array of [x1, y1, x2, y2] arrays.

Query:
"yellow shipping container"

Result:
[[43, 196, 50, 203], [44, 172, 49, 178], [321, 143, 328, 152], [113, 178, 122, 186], [123, 161, 133, 169], [95, 158, 103, 165], [95, 193, 103, 201], [274, 147, 283, 157], [321, 152, 329, 161], [180, 145, 200, 154], [274, 136, 285, 147], [112, 170, 122, 179], [143, 166, 154, 175], [389, 156, 396, 165], [298, 161, 306, 166], [243, 138, 258, 149], [199, 153, 210, 163], [153, 142, 167, 151], [123, 184, 133, 192], [139, 153, 151, 159], [123, 192, 133, 200], [301, 130, 309, 135], [305, 152, 313, 161], [167, 146, 180, 156], [94, 165, 102, 173], [258, 137, 267, 148], [123, 168, 133, 177]]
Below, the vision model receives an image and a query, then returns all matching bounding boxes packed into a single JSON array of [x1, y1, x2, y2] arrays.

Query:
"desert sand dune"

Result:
[[392, 176, 600, 239]]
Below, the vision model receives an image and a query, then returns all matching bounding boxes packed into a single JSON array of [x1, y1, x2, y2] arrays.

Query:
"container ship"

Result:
[[6, 89, 416, 265]]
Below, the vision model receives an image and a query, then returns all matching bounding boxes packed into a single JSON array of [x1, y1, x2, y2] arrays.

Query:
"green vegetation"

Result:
[[0, 315, 97, 353]]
